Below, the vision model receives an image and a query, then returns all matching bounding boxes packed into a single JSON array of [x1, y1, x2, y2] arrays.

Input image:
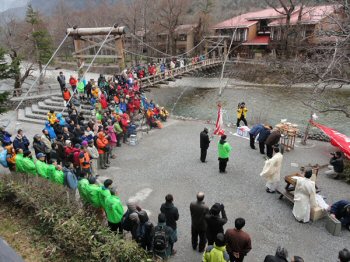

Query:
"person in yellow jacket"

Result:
[[91, 85, 100, 99], [203, 233, 230, 262], [236, 102, 248, 127], [47, 110, 57, 125]]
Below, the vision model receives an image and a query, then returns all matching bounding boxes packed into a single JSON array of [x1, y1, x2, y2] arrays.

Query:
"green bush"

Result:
[[0, 174, 149, 261]]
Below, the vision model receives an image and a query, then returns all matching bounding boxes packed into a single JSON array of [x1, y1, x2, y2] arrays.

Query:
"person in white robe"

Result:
[[260, 147, 283, 193], [292, 170, 317, 223]]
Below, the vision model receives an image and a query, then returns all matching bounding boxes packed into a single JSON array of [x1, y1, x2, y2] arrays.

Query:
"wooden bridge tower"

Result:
[[66, 26, 127, 75]]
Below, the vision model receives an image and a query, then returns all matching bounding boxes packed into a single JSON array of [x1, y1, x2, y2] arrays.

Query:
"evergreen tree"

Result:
[[26, 4, 54, 85], [0, 47, 13, 113]]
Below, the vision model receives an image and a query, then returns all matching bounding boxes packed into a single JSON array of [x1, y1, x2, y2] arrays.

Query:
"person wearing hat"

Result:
[[153, 213, 176, 259], [203, 233, 230, 262], [205, 203, 227, 246], [218, 135, 232, 173], [200, 127, 211, 163], [35, 153, 49, 179]]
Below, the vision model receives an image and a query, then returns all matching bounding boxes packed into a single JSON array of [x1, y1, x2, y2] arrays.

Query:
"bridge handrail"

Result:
[[139, 57, 223, 87]]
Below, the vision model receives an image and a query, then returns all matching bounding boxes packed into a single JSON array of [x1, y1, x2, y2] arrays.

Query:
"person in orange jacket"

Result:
[[96, 132, 109, 169], [5, 144, 16, 171], [63, 87, 71, 104], [80, 141, 92, 177]]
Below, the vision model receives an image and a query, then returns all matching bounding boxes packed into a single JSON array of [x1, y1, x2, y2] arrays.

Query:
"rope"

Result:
[[15, 32, 71, 111], [61, 25, 116, 113], [123, 38, 224, 60], [130, 33, 207, 58]]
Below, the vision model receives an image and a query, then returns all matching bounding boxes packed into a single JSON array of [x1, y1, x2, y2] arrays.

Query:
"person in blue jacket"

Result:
[[57, 113, 66, 127], [13, 129, 30, 151], [257, 125, 272, 155], [329, 200, 350, 231], [248, 124, 263, 150], [44, 121, 57, 140]]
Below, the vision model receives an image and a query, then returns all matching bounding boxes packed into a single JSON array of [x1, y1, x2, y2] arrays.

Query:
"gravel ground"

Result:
[[98, 119, 349, 262], [1, 113, 349, 261]]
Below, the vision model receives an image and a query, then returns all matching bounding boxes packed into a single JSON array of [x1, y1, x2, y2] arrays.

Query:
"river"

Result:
[[148, 82, 350, 135]]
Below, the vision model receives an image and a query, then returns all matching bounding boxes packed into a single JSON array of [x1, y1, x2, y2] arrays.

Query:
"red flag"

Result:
[[214, 104, 225, 135], [311, 120, 350, 159]]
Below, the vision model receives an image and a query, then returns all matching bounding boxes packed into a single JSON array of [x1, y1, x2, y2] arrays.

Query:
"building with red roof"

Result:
[[211, 4, 340, 58]]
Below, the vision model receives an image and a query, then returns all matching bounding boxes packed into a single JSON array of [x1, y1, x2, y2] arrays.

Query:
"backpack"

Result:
[[0, 149, 8, 167], [153, 225, 168, 252], [64, 169, 78, 189], [122, 210, 134, 231]]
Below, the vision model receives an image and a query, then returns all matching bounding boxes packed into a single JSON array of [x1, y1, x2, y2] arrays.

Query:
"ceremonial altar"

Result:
[[275, 122, 299, 151]]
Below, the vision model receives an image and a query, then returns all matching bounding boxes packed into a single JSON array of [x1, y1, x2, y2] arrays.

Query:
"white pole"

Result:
[[15, 32, 71, 111]]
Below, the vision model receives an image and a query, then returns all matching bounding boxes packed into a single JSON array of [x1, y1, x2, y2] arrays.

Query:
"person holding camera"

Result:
[[325, 151, 344, 179], [236, 102, 248, 127], [205, 203, 228, 245]]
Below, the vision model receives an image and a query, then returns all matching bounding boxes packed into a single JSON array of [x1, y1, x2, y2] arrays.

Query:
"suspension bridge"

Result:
[[12, 25, 226, 124]]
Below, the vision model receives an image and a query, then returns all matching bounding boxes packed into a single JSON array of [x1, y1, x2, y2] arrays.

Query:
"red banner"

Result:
[[213, 104, 225, 136], [311, 120, 350, 159]]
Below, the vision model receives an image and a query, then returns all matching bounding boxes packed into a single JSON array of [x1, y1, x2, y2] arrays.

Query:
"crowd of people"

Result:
[[1, 67, 349, 261]]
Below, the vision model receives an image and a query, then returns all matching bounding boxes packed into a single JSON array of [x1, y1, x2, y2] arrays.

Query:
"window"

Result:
[[179, 34, 187, 41]]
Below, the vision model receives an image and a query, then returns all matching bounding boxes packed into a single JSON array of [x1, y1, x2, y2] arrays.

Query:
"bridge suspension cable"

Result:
[[15, 32, 71, 111], [129, 33, 209, 58], [61, 25, 116, 113], [123, 38, 225, 61]]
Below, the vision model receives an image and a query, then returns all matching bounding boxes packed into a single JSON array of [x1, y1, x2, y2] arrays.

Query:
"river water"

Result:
[[149, 83, 350, 135]]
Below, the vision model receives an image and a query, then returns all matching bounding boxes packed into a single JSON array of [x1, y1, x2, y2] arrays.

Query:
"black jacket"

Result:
[[330, 157, 344, 173], [160, 202, 179, 230], [190, 200, 209, 231], [200, 131, 210, 149], [205, 209, 227, 241], [264, 255, 288, 262], [265, 130, 281, 146], [33, 140, 47, 156]]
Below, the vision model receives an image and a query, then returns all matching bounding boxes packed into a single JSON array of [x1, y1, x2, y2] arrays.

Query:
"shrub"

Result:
[[0, 174, 149, 261]]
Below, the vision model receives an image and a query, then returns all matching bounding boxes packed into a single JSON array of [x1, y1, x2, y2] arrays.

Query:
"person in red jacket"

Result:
[[69, 75, 78, 93], [100, 93, 108, 109], [96, 132, 109, 169], [62, 87, 71, 106], [121, 114, 129, 143]]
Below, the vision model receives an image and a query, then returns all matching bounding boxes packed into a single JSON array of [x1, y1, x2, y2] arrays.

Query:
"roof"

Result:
[[212, 7, 294, 29], [242, 35, 270, 46], [269, 5, 337, 26], [175, 24, 198, 34]]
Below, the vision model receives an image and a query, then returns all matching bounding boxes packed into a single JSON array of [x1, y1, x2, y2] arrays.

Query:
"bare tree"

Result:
[[0, 16, 34, 96], [157, 0, 189, 55]]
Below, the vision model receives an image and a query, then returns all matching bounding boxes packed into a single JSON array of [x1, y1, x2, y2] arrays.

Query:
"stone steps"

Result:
[[18, 95, 92, 125]]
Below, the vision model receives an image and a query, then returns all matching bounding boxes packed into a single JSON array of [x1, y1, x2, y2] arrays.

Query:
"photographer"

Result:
[[325, 151, 344, 179], [205, 203, 228, 245], [236, 102, 248, 127]]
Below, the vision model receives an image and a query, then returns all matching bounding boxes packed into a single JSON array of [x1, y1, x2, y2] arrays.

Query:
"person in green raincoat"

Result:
[[85, 177, 103, 208], [22, 150, 37, 176], [104, 187, 124, 233], [98, 179, 113, 210], [15, 149, 25, 173], [78, 173, 90, 203], [77, 78, 85, 101], [47, 160, 64, 185], [35, 153, 49, 179]]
